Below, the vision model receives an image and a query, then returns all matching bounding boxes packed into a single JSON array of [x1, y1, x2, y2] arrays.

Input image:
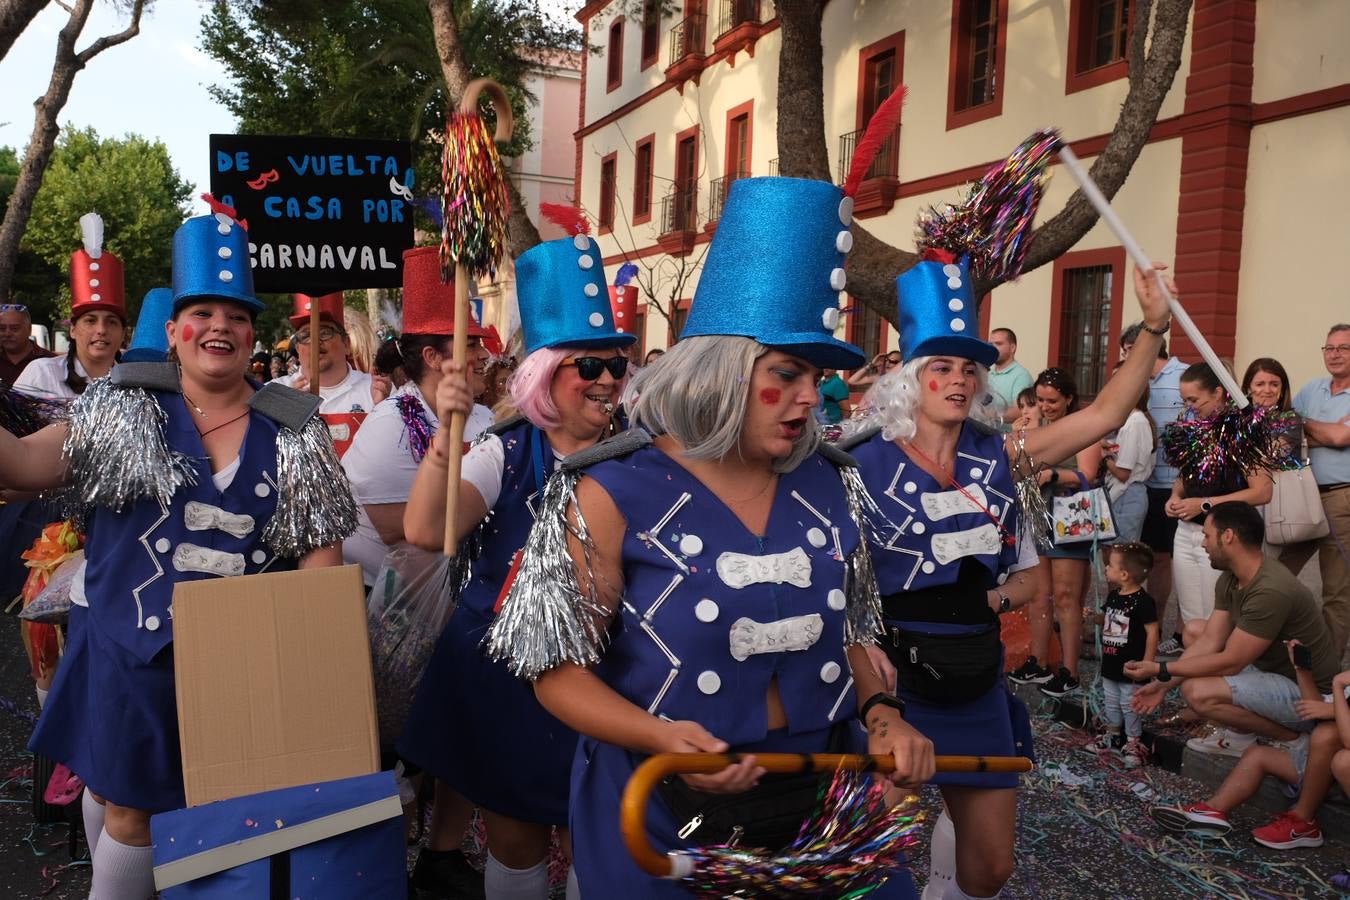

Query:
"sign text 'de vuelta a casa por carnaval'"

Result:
[[209, 134, 415, 293]]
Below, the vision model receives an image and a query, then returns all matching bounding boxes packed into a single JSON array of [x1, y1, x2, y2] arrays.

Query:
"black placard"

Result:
[[209, 134, 415, 294]]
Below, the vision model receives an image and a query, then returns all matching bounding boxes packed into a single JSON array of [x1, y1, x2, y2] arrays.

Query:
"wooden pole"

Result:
[[443, 78, 513, 556], [620, 751, 1034, 878], [307, 296, 321, 396]]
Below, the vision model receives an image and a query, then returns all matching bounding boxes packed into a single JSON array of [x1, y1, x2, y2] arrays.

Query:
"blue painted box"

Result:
[[151, 772, 404, 898]]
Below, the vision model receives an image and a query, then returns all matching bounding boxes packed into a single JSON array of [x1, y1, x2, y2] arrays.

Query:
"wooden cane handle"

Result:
[[620, 752, 1033, 878], [459, 77, 514, 144]]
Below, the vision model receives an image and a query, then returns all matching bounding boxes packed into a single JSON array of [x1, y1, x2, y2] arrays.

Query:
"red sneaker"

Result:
[[1251, 811, 1324, 850]]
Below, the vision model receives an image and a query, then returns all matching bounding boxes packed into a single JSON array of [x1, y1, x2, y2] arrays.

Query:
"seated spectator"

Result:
[[1151, 641, 1343, 850], [1127, 502, 1339, 759]]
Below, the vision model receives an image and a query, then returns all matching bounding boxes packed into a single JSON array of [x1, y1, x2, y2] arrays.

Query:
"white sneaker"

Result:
[[1186, 728, 1257, 757], [1156, 637, 1183, 658]]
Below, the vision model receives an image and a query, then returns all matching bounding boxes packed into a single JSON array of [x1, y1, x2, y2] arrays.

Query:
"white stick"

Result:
[[1056, 145, 1247, 407]]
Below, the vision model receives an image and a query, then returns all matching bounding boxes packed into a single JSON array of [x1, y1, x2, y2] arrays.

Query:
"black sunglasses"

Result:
[[561, 355, 628, 381]]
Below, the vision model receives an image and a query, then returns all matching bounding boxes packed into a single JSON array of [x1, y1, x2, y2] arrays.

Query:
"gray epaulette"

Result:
[[110, 361, 180, 392], [249, 382, 322, 432], [562, 427, 652, 472], [487, 414, 527, 436], [816, 440, 859, 469], [834, 423, 882, 452]]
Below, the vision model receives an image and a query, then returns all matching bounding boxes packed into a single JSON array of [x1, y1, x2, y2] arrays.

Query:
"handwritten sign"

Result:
[[209, 134, 415, 293]]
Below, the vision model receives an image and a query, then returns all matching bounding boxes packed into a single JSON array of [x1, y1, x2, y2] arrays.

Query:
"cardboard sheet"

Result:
[[172, 565, 379, 806]]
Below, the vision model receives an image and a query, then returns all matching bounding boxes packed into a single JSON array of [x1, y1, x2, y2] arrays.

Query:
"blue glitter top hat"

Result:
[[514, 209, 636, 355], [681, 177, 863, 370], [123, 288, 174, 362], [171, 212, 262, 314], [896, 251, 996, 367]]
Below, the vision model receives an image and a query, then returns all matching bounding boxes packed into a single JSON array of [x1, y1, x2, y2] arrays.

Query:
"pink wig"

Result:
[[507, 344, 629, 430]]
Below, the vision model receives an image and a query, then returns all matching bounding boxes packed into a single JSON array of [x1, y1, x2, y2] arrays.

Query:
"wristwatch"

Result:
[[1201, 500, 1213, 513], [1157, 661, 1172, 682], [996, 590, 1012, 614], [861, 691, 907, 723]]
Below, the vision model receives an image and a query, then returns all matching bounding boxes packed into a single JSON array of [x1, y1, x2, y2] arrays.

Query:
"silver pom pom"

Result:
[[839, 463, 888, 645], [64, 377, 196, 511], [262, 416, 359, 558], [1011, 431, 1052, 553], [484, 468, 611, 681]]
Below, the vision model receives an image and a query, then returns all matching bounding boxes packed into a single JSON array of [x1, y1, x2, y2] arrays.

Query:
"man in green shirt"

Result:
[[987, 328, 1032, 424], [818, 369, 851, 424], [1127, 502, 1338, 757]]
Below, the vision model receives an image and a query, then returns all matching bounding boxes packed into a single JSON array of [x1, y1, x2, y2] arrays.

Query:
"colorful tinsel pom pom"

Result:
[[917, 128, 1062, 283], [441, 110, 511, 281], [678, 769, 923, 898], [1161, 405, 1300, 487]]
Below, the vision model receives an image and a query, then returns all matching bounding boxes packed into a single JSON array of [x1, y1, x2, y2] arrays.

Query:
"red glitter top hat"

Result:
[[70, 212, 128, 322], [289, 292, 346, 330], [401, 246, 489, 338]]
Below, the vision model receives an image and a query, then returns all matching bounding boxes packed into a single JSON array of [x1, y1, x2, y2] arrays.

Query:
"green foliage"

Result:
[[16, 129, 191, 329], [200, 0, 582, 236]]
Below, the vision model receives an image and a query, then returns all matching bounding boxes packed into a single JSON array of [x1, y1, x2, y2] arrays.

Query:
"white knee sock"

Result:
[[91, 831, 155, 900], [942, 880, 999, 900], [565, 865, 581, 900], [484, 851, 548, 900], [81, 791, 106, 860], [35, 685, 48, 708], [922, 808, 956, 900]]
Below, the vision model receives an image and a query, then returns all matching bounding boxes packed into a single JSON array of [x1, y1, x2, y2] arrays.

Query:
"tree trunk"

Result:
[[0, 0, 50, 64], [425, 0, 543, 258], [775, 0, 1193, 326], [0, 0, 144, 302]]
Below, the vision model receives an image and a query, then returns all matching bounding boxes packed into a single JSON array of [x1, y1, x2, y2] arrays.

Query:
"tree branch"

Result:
[[74, 0, 144, 65], [0, 0, 52, 64]]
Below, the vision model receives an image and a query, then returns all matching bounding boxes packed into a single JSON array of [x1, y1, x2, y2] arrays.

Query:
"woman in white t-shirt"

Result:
[[1102, 386, 1156, 542], [16, 307, 125, 401], [341, 331, 492, 586]]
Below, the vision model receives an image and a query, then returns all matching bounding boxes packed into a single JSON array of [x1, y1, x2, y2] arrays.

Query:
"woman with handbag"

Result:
[[400, 213, 632, 900], [846, 257, 1176, 900], [1028, 367, 1106, 698], [1165, 363, 1274, 648], [483, 178, 934, 898]]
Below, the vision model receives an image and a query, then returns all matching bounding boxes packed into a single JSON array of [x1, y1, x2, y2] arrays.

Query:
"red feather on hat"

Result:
[[842, 86, 907, 199], [540, 203, 591, 237]]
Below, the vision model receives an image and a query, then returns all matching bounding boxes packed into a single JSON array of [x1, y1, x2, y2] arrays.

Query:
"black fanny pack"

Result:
[[654, 722, 848, 851], [884, 623, 1001, 705]]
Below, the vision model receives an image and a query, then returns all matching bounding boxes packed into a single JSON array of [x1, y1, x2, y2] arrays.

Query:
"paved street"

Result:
[[1, 601, 1346, 899]]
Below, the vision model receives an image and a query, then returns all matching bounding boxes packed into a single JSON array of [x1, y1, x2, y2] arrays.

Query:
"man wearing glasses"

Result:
[[0, 304, 52, 386], [1284, 324, 1350, 657], [272, 293, 383, 456]]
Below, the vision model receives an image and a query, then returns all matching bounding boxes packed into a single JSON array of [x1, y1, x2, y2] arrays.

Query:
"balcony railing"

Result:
[[668, 14, 706, 67], [837, 126, 900, 183], [715, 0, 763, 39], [707, 169, 749, 223], [660, 184, 698, 235], [768, 157, 779, 176]]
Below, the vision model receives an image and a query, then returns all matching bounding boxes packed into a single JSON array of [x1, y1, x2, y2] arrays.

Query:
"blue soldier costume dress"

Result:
[[397, 219, 635, 825], [846, 254, 1035, 788], [487, 177, 919, 898], [28, 212, 358, 812]]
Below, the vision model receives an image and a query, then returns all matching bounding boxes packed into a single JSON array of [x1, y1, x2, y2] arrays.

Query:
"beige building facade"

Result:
[[571, 0, 1350, 396]]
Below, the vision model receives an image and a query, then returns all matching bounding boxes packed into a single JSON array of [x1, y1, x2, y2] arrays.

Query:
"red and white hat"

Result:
[[70, 212, 127, 322], [401, 247, 489, 338], [288, 292, 346, 330], [609, 284, 637, 337]]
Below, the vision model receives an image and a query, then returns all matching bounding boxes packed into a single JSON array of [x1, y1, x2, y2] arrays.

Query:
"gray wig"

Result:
[[630, 335, 820, 473], [866, 356, 1001, 442]]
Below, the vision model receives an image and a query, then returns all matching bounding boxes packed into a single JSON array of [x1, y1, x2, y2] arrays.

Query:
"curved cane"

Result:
[[621, 752, 1034, 878], [443, 78, 513, 556]]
